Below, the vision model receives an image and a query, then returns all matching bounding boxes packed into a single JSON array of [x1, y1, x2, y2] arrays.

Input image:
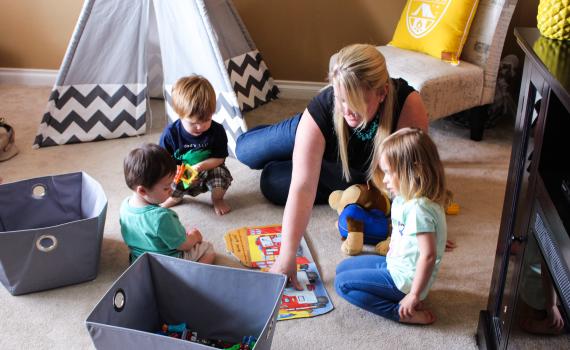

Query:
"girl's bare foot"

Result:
[[400, 309, 436, 325], [213, 198, 231, 215], [416, 301, 426, 311]]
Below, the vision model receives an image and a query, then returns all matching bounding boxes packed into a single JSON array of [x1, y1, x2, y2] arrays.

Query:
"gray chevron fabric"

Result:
[[35, 0, 277, 152], [226, 50, 279, 112], [34, 84, 147, 148]]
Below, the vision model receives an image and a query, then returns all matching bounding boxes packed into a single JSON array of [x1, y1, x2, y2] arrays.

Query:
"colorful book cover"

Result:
[[224, 225, 334, 320]]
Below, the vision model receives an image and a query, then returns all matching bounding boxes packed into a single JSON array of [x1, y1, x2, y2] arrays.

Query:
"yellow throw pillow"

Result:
[[389, 0, 479, 64]]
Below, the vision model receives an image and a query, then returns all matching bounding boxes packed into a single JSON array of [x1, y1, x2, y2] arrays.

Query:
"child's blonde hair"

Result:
[[328, 43, 395, 186], [378, 127, 449, 206], [171, 75, 216, 121]]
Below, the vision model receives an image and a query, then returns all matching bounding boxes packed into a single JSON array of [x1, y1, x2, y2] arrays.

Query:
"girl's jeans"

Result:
[[235, 113, 366, 205], [335, 255, 405, 321]]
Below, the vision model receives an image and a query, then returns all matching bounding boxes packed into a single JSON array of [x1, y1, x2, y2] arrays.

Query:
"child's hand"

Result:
[[187, 228, 203, 243], [177, 228, 203, 252], [399, 293, 420, 320]]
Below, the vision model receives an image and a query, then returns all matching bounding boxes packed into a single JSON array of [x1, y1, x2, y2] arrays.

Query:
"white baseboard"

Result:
[[0, 68, 326, 99], [274, 80, 326, 100], [0, 68, 57, 86]]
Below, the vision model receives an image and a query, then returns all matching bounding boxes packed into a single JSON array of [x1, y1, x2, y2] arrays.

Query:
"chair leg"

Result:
[[468, 105, 489, 141]]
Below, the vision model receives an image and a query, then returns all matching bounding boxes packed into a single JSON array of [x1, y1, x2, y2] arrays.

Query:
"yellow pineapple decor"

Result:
[[537, 0, 570, 40]]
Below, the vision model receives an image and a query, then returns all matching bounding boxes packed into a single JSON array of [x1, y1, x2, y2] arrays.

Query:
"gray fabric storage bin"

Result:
[[86, 253, 286, 350], [0, 172, 107, 295]]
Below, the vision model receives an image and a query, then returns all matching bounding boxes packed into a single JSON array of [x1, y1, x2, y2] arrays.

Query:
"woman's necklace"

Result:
[[353, 115, 379, 141]]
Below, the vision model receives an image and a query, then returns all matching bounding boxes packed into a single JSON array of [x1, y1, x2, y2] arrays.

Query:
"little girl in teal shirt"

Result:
[[335, 127, 449, 324]]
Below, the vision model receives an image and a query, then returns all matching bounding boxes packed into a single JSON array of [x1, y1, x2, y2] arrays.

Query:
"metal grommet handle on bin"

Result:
[[31, 184, 47, 199], [113, 289, 126, 312], [36, 235, 58, 253]]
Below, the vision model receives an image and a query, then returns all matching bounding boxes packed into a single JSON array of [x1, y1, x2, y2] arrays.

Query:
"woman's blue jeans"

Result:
[[235, 113, 366, 205], [335, 255, 405, 321]]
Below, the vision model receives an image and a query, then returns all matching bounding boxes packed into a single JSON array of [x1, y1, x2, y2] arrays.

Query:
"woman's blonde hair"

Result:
[[328, 43, 395, 186], [378, 127, 448, 206], [171, 75, 216, 121]]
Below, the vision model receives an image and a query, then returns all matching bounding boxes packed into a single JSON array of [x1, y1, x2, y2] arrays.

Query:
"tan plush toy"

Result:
[[329, 184, 392, 256]]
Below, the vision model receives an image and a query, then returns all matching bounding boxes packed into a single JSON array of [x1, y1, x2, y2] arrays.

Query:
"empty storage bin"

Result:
[[86, 253, 286, 350], [0, 172, 107, 295]]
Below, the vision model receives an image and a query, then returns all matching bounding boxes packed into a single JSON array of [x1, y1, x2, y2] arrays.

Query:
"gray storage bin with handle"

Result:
[[86, 253, 286, 350], [0, 171, 107, 295]]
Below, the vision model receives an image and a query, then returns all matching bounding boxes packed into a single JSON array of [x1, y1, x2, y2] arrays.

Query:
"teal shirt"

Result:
[[386, 196, 447, 299], [119, 197, 186, 260]]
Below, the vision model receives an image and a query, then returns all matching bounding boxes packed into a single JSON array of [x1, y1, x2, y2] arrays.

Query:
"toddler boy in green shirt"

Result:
[[120, 143, 215, 263]]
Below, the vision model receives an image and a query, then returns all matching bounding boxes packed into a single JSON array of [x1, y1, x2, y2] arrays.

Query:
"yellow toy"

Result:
[[445, 190, 460, 215], [173, 164, 198, 190], [328, 183, 392, 256]]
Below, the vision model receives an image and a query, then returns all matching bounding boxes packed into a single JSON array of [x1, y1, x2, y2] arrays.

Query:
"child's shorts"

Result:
[[172, 164, 233, 198], [181, 241, 214, 262]]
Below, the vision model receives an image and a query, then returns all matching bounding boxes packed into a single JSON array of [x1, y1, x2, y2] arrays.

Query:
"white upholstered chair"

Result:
[[377, 0, 518, 140]]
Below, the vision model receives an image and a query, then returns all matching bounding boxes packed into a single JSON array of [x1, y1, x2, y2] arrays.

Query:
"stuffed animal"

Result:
[[329, 184, 392, 256]]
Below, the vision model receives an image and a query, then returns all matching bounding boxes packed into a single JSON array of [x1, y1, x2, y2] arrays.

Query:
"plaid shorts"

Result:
[[171, 164, 233, 198]]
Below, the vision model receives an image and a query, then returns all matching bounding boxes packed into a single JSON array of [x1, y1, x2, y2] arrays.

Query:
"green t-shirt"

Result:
[[386, 196, 447, 299], [119, 197, 186, 260]]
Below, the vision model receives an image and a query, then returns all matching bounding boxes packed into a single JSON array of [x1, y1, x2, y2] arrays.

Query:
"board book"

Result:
[[224, 225, 334, 320]]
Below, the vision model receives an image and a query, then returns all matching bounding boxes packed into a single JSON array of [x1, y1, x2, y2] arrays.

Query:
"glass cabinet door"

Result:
[[507, 207, 570, 349], [485, 64, 544, 349]]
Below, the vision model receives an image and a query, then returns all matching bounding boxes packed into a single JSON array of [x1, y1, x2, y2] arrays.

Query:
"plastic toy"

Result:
[[445, 202, 461, 215], [329, 183, 391, 256], [444, 190, 461, 215], [172, 148, 211, 189], [157, 322, 248, 348], [173, 164, 198, 189]]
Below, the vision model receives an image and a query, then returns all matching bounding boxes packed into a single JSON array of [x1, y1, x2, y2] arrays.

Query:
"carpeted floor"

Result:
[[0, 85, 515, 349]]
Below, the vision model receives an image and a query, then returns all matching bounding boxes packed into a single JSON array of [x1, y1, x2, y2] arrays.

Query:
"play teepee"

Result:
[[34, 0, 279, 155]]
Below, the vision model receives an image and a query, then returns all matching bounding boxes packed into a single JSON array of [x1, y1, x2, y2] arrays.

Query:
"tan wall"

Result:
[[0, 0, 539, 81]]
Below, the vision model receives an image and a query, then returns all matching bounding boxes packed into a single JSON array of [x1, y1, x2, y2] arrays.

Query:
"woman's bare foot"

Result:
[[213, 198, 231, 215], [400, 309, 436, 325], [161, 196, 183, 208]]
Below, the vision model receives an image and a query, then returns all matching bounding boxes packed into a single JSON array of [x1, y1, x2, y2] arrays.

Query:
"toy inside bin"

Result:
[[86, 253, 286, 350], [0, 172, 107, 295]]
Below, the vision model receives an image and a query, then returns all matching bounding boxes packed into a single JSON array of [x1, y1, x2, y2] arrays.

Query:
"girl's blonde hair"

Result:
[[171, 75, 216, 121], [378, 127, 449, 206], [328, 43, 395, 186]]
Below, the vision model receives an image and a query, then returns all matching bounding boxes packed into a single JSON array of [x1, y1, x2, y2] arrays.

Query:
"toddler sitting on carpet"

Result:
[[119, 143, 215, 264]]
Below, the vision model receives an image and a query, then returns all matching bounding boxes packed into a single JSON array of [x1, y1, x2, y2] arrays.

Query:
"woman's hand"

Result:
[[270, 254, 302, 290], [399, 292, 420, 320]]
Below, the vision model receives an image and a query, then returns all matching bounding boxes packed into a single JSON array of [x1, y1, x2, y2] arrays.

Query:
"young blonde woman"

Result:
[[236, 43, 429, 287], [335, 128, 448, 325]]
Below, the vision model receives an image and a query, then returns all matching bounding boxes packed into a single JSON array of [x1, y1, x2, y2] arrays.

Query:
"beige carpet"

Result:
[[0, 85, 514, 349]]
